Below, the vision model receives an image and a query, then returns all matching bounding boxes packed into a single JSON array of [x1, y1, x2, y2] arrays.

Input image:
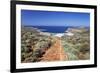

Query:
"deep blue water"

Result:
[[33, 26, 68, 33], [24, 26, 89, 33], [25, 26, 68, 33]]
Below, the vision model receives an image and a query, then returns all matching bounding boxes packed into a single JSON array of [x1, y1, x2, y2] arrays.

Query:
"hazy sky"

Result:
[[21, 10, 90, 27]]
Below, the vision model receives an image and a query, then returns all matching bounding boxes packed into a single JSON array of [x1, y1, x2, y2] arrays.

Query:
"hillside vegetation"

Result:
[[21, 26, 55, 63], [62, 28, 90, 60], [21, 26, 90, 63]]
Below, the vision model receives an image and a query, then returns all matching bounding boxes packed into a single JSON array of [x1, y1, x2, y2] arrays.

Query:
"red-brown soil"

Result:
[[41, 37, 68, 61]]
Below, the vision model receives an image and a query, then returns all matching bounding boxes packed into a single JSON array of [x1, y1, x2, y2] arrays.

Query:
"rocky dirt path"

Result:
[[41, 37, 68, 61]]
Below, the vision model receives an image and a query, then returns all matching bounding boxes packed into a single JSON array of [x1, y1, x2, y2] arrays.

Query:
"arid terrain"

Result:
[[41, 37, 67, 61], [21, 26, 90, 63]]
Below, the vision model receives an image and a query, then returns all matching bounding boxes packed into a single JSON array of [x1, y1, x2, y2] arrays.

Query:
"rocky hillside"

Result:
[[62, 27, 90, 60], [21, 26, 90, 63], [21, 26, 55, 63]]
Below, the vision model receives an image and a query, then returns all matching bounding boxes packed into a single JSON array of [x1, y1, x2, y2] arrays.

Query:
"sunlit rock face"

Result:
[[40, 32, 51, 36], [54, 33, 64, 37], [64, 32, 74, 36]]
